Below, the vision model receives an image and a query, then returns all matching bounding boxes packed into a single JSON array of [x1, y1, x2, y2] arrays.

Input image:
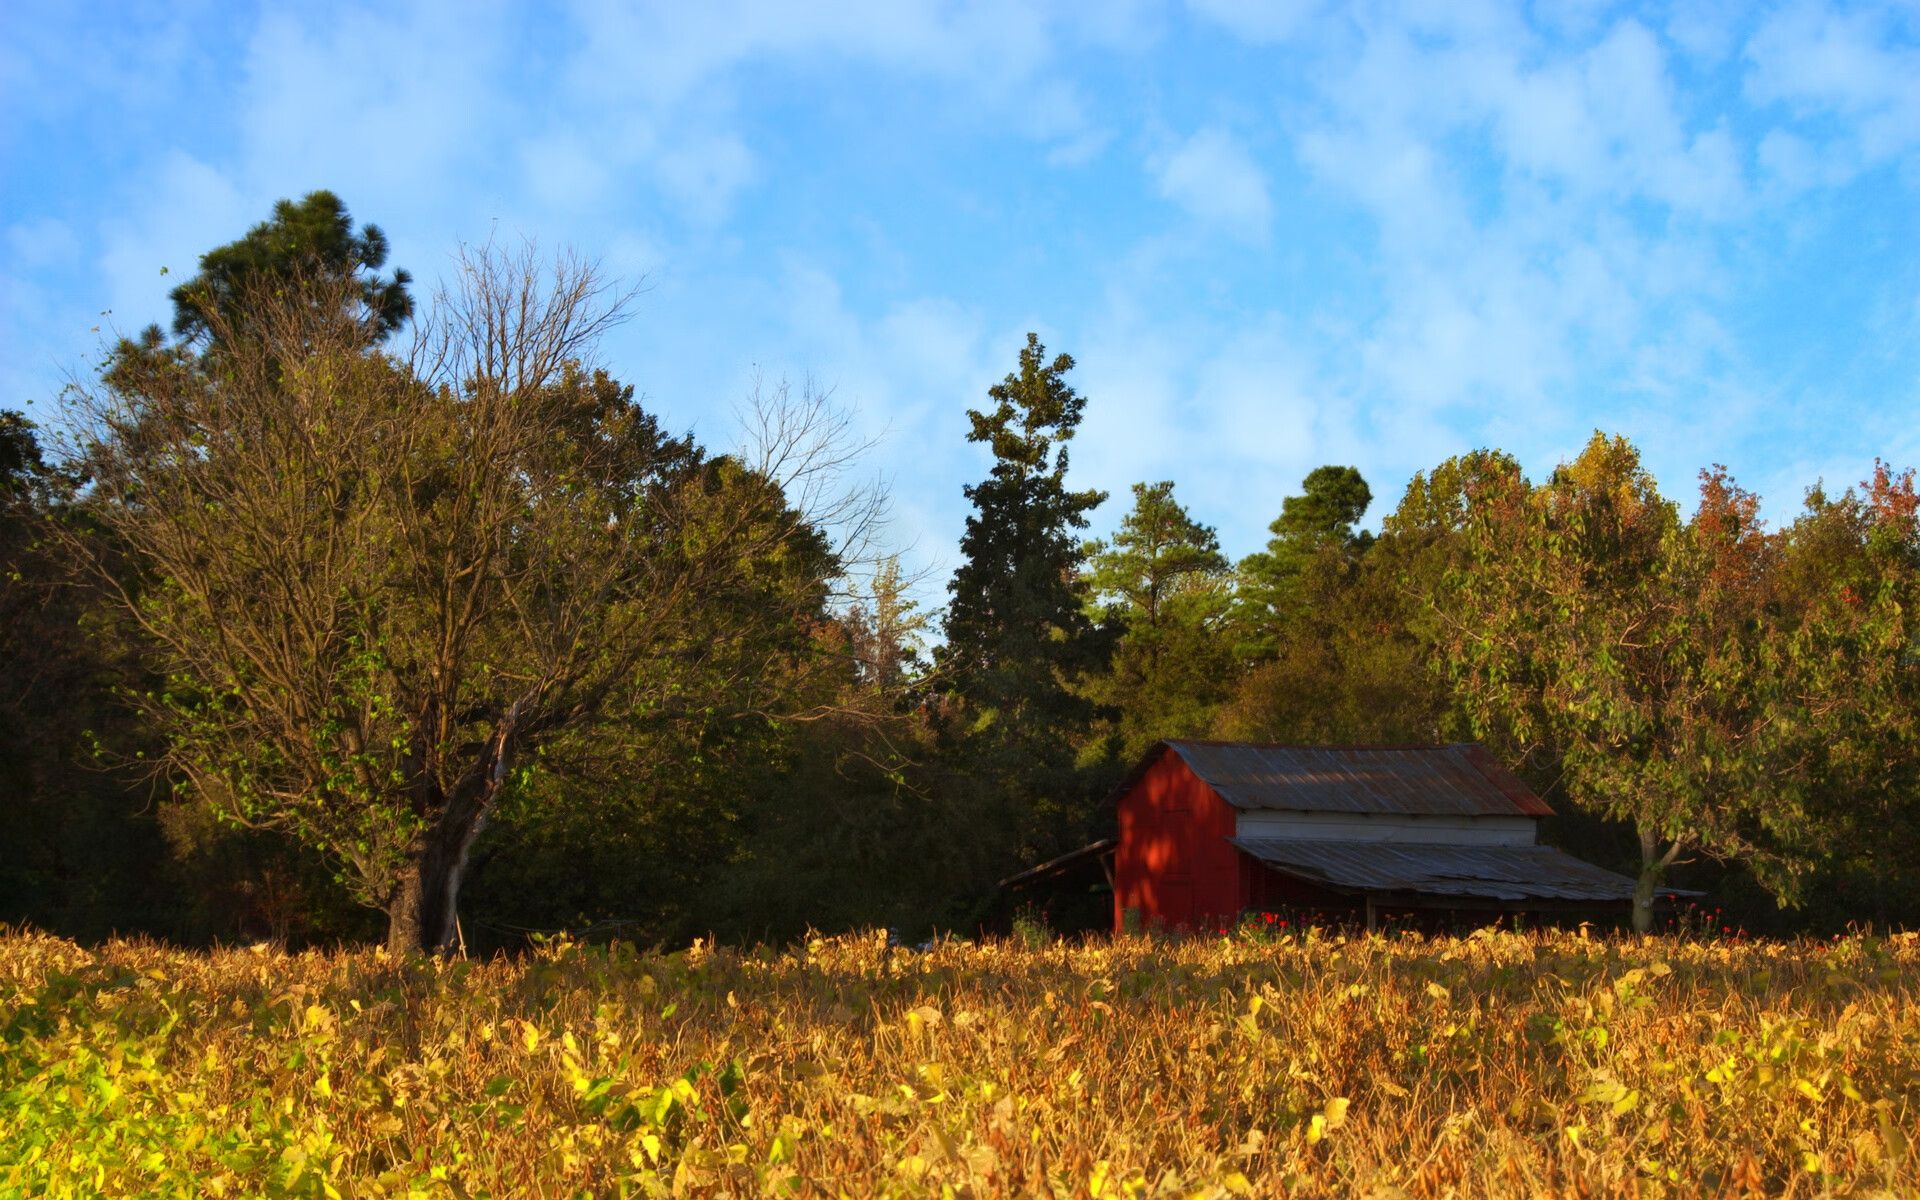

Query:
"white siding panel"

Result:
[[1232, 811, 1537, 846]]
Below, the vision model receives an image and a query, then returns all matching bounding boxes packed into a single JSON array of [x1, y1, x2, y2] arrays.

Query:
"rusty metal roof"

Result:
[[1229, 837, 1686, 903], [1163, 741, 1553, 818]]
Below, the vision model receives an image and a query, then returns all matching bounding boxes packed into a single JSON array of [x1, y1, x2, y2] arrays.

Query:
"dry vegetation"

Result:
[[2, 927, 1916, 1198]]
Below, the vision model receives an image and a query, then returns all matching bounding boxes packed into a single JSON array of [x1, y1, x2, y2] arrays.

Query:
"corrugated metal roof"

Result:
[[1229, 837, 1684, 902], [1164, 741, 1553, 818]]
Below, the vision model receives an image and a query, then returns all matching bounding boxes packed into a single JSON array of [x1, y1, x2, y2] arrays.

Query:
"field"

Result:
[[2, 927, 1916, 1198]]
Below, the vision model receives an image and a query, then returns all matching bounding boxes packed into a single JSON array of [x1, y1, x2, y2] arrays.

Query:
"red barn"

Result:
[[1102, 740, 1669, 932]]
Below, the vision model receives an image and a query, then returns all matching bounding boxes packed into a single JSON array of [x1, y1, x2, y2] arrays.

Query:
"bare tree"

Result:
[[64, 244, 886, 953]]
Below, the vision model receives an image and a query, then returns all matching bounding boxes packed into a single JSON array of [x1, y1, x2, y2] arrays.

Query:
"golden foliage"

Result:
[[2, 927, 1916, 1197]]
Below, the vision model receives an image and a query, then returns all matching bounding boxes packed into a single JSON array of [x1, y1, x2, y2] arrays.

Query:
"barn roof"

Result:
[[1228, 837, 1666, 902], [1229, 837, 1686, 903], [1155, 740, 1554, 818]]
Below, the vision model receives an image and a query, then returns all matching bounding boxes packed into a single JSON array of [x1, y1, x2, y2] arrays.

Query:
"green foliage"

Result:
[[166, 190, 413, 345], [1234, 465, 1375, 662], [1429, 433, 1920, 927], [940, 334, 1108, 857], [1213, 534, 1451, 747], [69, 222, 858, 953], [0, 412, 187, 941], [1081, 481, 1233, 761]]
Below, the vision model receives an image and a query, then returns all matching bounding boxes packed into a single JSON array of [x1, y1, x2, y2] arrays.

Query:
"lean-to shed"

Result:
[[1104, 740, 1676, 932]]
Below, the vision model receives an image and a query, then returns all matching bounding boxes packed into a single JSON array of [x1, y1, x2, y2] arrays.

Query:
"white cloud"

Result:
[[1185, 0, 1327, 44], [1151, 127, 1273, 243], [1746, 3, 1920, 174]]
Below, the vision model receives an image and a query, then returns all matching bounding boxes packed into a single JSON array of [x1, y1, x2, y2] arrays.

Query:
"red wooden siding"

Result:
[[1113, 748, 1242, 931]]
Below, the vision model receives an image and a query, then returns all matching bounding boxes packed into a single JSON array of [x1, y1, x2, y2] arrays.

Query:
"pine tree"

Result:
[[1083, 481, 1232, 758], [1234, 465, 1374, 660], [167, 190, 413, 345], [939, 334, 1107, 848]]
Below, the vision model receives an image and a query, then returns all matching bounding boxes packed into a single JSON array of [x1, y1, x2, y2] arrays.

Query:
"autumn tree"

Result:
[[66, 247, 873, 954], [1763, 465, 1920, 924], [844, 555, 929, 695], [1431, 434, 1868, 930], [1082, 480, 1232, 759]]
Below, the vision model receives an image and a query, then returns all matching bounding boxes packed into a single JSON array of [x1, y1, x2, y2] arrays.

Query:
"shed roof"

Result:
[[1230, 837, 1687, 903], [1159, 741, 1553, 818]]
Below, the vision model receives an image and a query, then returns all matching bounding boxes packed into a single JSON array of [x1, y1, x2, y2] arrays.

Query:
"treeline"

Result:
[[3, 193, 1917, 951]]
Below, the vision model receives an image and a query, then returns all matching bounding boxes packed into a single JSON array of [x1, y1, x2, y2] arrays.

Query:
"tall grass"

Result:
[[2, 926, 1914, 1197]]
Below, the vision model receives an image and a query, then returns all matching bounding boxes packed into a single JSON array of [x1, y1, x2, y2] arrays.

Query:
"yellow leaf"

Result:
[[1307, 1114, 1327, 1144], [1322, 1097, 1351, 1129]]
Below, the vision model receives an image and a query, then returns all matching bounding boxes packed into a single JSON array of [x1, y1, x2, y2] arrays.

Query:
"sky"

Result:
[[4, 0, 1918, 596]]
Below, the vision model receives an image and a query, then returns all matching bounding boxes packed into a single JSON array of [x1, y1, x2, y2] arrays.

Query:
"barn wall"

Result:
[[1232, 811, 1537, 846], [1114, 750, 1241, 932]]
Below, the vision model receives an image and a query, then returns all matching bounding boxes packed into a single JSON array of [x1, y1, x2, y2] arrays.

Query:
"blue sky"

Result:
[[4, 1, 1918, 593]]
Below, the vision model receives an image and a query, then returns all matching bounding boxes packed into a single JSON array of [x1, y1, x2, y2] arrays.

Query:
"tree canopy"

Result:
[[68, 243, 865, 953], [1083, 481, 1232, 760], [167, 190, 414, 346], [1234, 465, 1374, 660]]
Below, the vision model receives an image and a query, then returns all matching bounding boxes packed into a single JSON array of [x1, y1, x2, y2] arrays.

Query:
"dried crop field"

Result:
[[2, 927, 1915, 1198]]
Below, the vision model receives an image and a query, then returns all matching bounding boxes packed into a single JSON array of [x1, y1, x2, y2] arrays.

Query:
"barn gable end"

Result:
[[1112, 745, 1242, 931]]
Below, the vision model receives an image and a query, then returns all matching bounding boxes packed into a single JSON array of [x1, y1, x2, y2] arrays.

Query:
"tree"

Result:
[[1083, 481, 1232, 758], [1213, 536, 1453, 748], [166, 190, 413, 346], [939, 333, 1107, 852], [844, 555, 929, 695], [1431, 433, 1864, 931], [1234, 465, 1374, 660], [0, 412, 183, 939], [66, 246, 873, 954], [1762, 466, 1920, 926]]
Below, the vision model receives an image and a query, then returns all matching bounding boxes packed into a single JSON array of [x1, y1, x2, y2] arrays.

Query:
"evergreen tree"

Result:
[[1234, 465, 1374, 660], [1083, 481, 1232, 759], [166, 190, 413, 345], [940, 333, 1107, 851]]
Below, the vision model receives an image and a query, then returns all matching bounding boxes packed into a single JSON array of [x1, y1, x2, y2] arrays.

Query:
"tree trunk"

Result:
[[384, 707, 520, 955], [386, 859, 426, 955], [384, 797, 492, 955], [1632, 826, 1683, 935]]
